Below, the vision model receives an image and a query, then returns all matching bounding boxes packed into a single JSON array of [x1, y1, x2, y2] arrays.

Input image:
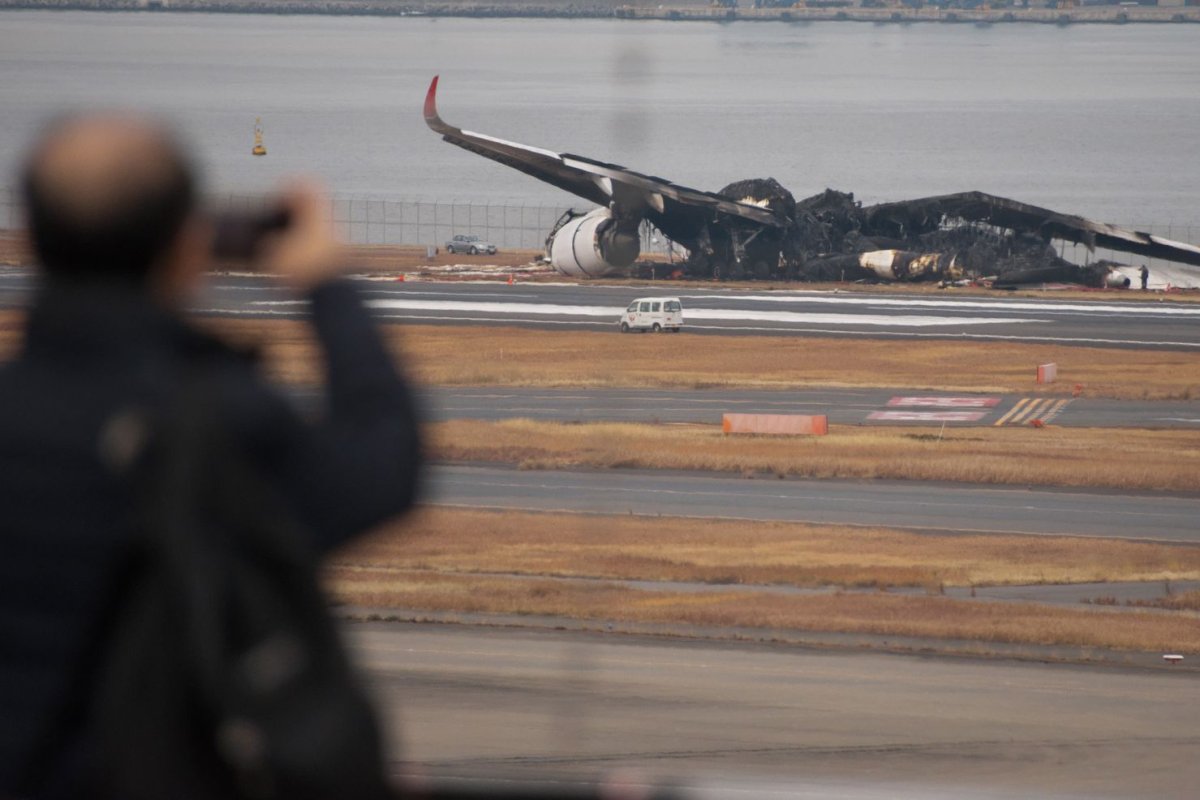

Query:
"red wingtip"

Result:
[[424, 75, 440, 121]]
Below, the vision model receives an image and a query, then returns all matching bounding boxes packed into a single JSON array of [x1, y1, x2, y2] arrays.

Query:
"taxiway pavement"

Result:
[[357, 623, 1200, 799], [426, 465, 1200, 543], [418, 385, 1200, 428]]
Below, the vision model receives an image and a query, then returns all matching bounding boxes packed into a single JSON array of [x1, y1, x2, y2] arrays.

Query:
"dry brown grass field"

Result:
[[205, 318, 1200, 401], [325, 508, 1200, 653], [427, 419, 1200, 492], [1153, 590, 1200, 610], [337, 507, 1200, 590], [326, 568, 1200, 654], [0, 294, 1197, 399]]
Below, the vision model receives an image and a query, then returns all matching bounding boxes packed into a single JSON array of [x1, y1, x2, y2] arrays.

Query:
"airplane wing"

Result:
[[864, 191, 1200, 268], [423, 76, 781, 230]]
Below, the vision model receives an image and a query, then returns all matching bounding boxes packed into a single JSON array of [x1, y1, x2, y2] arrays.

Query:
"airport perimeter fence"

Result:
[[0, 186, 1193, 269], [0, 188, 675, 256]]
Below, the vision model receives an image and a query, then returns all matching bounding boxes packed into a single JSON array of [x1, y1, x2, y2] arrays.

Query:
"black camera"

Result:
[[211, 206, 291, 261]]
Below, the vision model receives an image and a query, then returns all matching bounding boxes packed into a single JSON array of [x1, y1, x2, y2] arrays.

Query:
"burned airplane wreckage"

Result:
[[425, 77, 1200, 286], [671, 182, 1200, 287]]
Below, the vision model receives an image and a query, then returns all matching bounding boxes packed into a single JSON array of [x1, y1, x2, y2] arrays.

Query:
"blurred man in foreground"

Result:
[[0, 115, 420, 798]]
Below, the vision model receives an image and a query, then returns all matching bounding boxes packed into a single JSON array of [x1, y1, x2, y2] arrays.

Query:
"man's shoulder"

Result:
[[190, 349, 300, 456]]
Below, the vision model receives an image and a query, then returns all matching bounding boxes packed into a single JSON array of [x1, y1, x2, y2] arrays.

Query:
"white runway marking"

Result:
[[361, 289, 543, 299], [680, 293, 1200, 317], [683, 307, 1038, 327], [868, 410, 989, 422], [887, 396, 1000, 408], [253, 299, 1039, 328]]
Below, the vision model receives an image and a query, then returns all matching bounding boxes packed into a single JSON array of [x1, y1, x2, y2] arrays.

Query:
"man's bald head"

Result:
[[22, 114, 197, 284]]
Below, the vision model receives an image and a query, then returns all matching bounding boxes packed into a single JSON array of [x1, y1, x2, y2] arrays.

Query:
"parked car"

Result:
[[445, 234, 497, 255], [619, 297, 683, 333]]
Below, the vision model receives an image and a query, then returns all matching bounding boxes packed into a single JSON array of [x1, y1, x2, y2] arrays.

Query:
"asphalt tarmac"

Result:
[[419, 385, 1200, 428], [356, 623, 1200, 800], [4, 269, 1200, 350], [242, 278, 1200, 349], [425, 465, 1200, 543]]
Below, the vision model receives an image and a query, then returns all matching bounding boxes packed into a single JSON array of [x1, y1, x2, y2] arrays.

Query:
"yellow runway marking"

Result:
[[993, 397, 1032, 426], [1012, 398, 1055, 424], [994, 397, 1073, 426]]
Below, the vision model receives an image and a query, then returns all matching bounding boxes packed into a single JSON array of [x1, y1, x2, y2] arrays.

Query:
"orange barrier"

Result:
[[722, 413, 828, 436], [1036, 363, 1058, 384]]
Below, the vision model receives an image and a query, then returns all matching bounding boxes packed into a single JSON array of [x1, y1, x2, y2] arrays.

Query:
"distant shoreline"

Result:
[[2, 0, 1198, 24]]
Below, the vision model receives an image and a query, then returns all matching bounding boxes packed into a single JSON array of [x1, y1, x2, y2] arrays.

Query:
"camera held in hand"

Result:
[[211, 206, 291, 262]]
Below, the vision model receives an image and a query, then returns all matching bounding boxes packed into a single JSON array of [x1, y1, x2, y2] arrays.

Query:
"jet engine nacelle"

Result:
[[547, 207, 641, 278]]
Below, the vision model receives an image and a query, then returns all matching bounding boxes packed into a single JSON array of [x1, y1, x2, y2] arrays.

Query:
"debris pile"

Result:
[[682, 181, 1139, 286]]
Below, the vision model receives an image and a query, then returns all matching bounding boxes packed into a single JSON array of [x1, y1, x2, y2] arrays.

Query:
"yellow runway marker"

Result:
[[994, 397, 1073, 426], [1041, 398, 1072, 423], [993, 397, 1032, 427], [1013, 398, 1055, 425]]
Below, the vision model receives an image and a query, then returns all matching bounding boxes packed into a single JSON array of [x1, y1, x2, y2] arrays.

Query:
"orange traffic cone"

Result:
[[507, 274, 514, 286], [396, 273, 406, 283]]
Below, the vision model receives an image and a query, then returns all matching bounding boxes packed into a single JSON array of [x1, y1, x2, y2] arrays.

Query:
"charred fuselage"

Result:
[[670, 184, 1153, 286], [425, 77, 1200, 287]]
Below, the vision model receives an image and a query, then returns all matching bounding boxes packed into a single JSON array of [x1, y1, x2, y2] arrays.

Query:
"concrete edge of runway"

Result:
[[336, 610, 1200, 675]]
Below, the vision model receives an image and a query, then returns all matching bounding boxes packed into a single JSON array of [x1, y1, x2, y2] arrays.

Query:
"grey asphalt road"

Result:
[[425, 464, 1200, 542], [356, 623, 1200, 799], [4, 269, 1200, 350], [418, 385, 1200, 428]]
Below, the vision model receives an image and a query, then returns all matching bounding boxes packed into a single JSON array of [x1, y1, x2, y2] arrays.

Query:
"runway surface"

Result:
[[426, 465, 1200, 543], [4, 269, 1200, 350], [5, 259, 1196, 426], [420, 386, 1200, 428], [356, 623, 1200, 799], [247, 279, 1200, 349]]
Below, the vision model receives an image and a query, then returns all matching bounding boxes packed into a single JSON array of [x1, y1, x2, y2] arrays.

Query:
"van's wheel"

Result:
[[469, 246, 479, 255], [620, 322, 630, 333], [652, 323, 662, 333]]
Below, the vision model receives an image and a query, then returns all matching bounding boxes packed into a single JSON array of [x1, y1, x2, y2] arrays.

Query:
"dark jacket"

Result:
[[0, 278, 421, 794]]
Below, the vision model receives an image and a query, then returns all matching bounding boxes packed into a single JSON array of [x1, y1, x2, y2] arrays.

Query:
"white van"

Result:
[[619, 297, 683, 333]]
